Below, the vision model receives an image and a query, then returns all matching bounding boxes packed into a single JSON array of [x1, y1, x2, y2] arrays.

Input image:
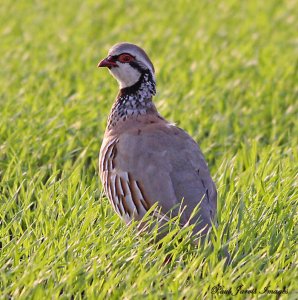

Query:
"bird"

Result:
[[98, 42, 217, 242]]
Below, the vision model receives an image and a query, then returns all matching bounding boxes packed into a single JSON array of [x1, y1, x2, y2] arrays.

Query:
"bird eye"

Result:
[[118, 54, 134, 63]]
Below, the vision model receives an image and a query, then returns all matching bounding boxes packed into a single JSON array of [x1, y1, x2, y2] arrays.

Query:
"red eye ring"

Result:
[[118, 54, 134, 63]]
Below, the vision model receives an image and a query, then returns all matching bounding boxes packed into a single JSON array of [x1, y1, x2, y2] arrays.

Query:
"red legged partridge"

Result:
[[98, 43, 217, 240]]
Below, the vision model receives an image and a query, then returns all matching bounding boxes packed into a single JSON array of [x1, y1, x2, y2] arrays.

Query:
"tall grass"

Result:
[[0, 0, 297, 299]]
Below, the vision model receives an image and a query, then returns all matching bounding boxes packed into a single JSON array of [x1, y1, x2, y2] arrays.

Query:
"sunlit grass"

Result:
[[0, 0, 297, 299]]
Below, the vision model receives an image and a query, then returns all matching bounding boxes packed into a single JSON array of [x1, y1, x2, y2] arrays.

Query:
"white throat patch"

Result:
[[110, 63, 142, 88]]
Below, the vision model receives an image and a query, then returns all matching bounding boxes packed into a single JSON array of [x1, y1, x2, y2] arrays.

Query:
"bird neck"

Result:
[[107, 71, 157, 130]]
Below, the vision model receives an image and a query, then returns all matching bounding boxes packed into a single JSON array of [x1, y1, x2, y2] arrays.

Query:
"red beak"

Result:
[[97, 56, 118, 69]]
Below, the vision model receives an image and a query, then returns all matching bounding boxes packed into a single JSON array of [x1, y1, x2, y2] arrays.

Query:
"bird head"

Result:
[[98, 43, 155, 89]]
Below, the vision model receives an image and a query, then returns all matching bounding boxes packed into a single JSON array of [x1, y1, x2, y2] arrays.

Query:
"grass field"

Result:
[[0, 0, 297, 299]]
